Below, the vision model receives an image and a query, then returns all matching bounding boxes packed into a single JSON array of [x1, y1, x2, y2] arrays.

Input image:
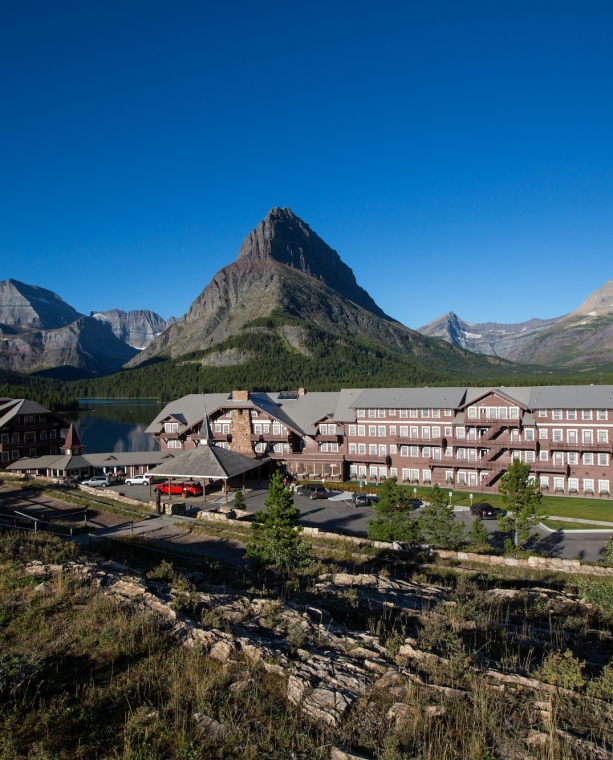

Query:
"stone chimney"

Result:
[[231, 408, 253, 454], [232, 390, 250, 401], [298, 388, 306, 396]]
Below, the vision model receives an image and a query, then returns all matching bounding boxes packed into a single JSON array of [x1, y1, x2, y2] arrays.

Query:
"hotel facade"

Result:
[[145, 385, 613, 496]]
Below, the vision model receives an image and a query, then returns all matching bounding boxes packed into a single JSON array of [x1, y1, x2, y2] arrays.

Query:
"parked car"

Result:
[[352, 492, 379, 507], [182, 482, 203, 496], [81, 475, 110, 488], [297, 484, 328, 499], [408, 498, 424, 510], [125, 474, 152, 486], [470, 502, 498, 520], [154, 482, 185, 496]]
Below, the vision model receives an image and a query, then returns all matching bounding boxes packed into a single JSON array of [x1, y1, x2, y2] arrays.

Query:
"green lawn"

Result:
[[393, 484, 613, 522], [542, 519, 613, 531]]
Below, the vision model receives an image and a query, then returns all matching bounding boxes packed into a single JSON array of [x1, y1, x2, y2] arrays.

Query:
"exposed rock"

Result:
[[386, 702, 414, 722], [330, 747, 375, 760], [201, 348, 255, 367], [33, 582, 51, 593], [209, 640, 234, 663], [0, 279, 82, 330], [424, 705, 447, 718], [91, 309, 170, 349], [229, 678, 254, 693], [525, 730, 549, 746], [193, 712, 229, 738], [287, 675, 313, 705], [302, 687, 355, 726]]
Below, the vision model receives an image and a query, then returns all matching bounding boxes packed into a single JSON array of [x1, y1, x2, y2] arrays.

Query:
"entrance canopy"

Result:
[[146, 444, 268, 481]]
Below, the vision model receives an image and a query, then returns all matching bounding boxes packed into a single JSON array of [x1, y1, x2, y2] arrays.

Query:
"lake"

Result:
[[65, 400, 163, 453]]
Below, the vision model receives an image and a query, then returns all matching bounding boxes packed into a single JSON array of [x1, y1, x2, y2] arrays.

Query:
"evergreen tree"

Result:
[[367, 477, 422, 542], [246, 472, 312, 570], [233, 489, 246, 510], [418, 484, 466, 549], [498, 459, 547, 549], [469, 515, 490, 550]]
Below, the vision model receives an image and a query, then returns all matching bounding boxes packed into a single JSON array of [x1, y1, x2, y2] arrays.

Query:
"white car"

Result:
[[81, 475, 110, 488], [125, 474, 152, 486]]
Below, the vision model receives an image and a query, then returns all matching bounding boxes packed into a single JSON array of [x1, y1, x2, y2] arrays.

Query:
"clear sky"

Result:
[[1, 1, 612, 328]]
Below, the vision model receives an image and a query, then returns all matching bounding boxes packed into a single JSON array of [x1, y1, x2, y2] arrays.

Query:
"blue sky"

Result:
[[1, 1, 612, 327]]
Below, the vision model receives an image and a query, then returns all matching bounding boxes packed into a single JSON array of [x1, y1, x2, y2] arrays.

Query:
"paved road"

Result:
[[105, 482, 612, 563]]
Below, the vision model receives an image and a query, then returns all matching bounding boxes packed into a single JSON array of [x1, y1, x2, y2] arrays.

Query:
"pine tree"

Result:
[[418, 484, 466, 549], [233, 489, 246, 510], [498, 459, 547, 549], [367, 477, 422, 542], [469, 515, 490, 549], [246, 472, 312, 570]]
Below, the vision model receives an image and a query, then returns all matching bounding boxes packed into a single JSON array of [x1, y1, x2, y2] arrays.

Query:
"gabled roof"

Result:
[[352, 388, 467, 410], [529, 385, 613, 410], [460, 387, 531, 410], [146, 445, 266, 480], [0, 398, 62, 429]]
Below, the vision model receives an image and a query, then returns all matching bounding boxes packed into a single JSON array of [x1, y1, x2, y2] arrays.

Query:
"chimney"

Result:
[[232, 390, 250, 401], [298, 388, 306, 396]]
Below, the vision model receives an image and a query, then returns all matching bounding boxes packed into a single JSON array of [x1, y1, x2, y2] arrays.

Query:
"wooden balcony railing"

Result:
[[395, 437, 446, 447]]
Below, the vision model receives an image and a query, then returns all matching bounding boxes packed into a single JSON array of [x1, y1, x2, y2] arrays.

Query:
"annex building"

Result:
[[146, 385, 613, 496], [0, 398, 68, 467]]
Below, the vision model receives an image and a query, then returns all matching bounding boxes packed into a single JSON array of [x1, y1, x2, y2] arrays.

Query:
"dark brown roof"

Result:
[[146, 444, 267, 480]]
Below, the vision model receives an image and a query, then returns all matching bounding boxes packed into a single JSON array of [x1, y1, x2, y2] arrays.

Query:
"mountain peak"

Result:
[[237, 208, 389, 318]]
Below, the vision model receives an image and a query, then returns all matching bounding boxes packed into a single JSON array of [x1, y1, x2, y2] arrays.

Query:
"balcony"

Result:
[[530, 462, 569, 475], [464, 417, 521, 428], [549, 441, 611, 453], [395, 437, 445, 447], [211, 433, 231, 443], [250, 433, 291, 443], [315, 433, 343, 443], [347, 454, 391, 465]]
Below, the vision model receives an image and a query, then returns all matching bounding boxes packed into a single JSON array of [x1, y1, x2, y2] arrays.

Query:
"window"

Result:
[[456, 448, 466, 459], [357, 409, 365, 418], [40, 430, 47, 440], [254, 423, 262, 434], [498, 407, 508, 419], [50, 446, 57, 455], [12, 450, 19, 459], [388, 409, 396, 416], [445, 470, 453, 481], [222, 424, 230, 434], [358, 444, 366, 454], [583, 479, 594, 493], [597, 430, 608, 443], [539, 429, 548, 439], [455, 427, 465, 439], [12, 433, 19, 443], [1, 433, 8, 444], [432, 426, 440, 438], [582, 409, 593, 420], [379, 467, 387, 478], [467, 407, 477, 419], [569, 478, 578, 491], [554, 477, 565, 491], [525, 451, 535, 463], [1, 452, 8, 462], [250, 410, 258, 417], [583, 453, 594, 465], [402, 468, 410, 480], [400, 409, 408, 418], [431, 447, 441, 460], [422, 447, 431, 457], [567, 430, 578, 444], [410, 446, 419, 457], [263, 424, 270, 433], [409, 409, 418, 418], [349, 443, 357, 454], [320, 443, 329, 452], [400, 446, 408, 457], [444, 409, 453, 417], [597, 410, 608, 420], [24, 432, 35, 443], [29, 448, 37, 457], [509, 407, 519, 419], [254, 442, 266, 453], [524, 428, 534, 441], [410, 426, 418, 438], [445, 446, 452, 456], [540, 476, 549, 487], [368, 409, 376, 418], [390, 444, 397, 455], [330, 443, 339, 452], [348, 425, 357, 436], [487, 407, 497, 419], [419, 409, 429, 418], [552, 409, 562, 420], [598, 479, 610, 494], [319, 424, 327, 434], [583, 430, 594, 444], [390, 467, 397, 477], [378, 445, 387, 456], [357, 425, 365, 436], [553, 429, 563, 442], [50, 430, 56, 439], [214, 423, 222, 433], [389, 425, 396, 435], [567, 409, 577, 420], [350, 464, 358, 476], [358, 465, 367, 477], [368, 426, 377, 436], [457, 472, 466, 484], [369, 466, 378, 478], [432, 409, 440, 418], [567, 452, 579, 464], [444, 426, 452, 436], [38, 414, 45, 423], [553, 452, 564, 465], [378, 426, 386, 437], [378, 409, 386, 418], [538, 410, 547, 417], [273, 424, 281, 435], [369, 444, 377, 455], [422, 470, 431, 483], [400, 425, 408, 437], [421, 427, 430, 439], [164, 422, 179, 433], [597, 453, 609, 466]]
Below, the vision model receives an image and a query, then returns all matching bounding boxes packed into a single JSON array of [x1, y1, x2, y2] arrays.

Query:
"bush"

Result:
[[468, 517, 490, 550], [367, 514, 422, 543], [233, 490, 246, 510], [534, 649, 585, 690], [575, 577, 613, 618], [418, 484, 465, 550], [588, 660, 613, 698]]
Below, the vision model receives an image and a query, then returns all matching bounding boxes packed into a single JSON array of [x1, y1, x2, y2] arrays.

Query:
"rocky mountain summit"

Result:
[[420, 278, 613, 368], [0, 279, 82, 332], [91, 309, 174, 349], [418, 311, 563, 359], [128, 208, 508, 376]]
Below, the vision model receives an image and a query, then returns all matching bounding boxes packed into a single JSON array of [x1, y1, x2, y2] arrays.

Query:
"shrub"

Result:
[[575, 577, 613, 618], [233, 489, 246, 510], [468, 517, 490, 549], [588, 660, 613, 698], [418, 484, 465, 550], [534, 649, 585, 690]]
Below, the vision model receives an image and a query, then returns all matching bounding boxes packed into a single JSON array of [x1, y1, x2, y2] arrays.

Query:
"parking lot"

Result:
[[104, 481, 611, 562]]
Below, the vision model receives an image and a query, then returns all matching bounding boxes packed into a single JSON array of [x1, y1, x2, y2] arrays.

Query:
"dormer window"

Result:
[[164, 422, 179, 433]]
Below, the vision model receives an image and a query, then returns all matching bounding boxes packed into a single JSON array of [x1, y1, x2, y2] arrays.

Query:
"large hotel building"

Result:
[[146, 385, 613, 496]]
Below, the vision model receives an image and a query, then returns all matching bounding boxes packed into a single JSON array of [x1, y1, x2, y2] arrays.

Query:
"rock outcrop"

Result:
[[91, 309, 172, 349], [0, 279, 83, 331]]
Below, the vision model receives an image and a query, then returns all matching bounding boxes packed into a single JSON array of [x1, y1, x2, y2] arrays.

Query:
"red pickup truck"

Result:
[[154, 482, 203, 496]]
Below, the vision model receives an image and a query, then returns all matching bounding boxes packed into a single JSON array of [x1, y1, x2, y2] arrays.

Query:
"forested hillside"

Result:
[[0, 370, 79, 411]]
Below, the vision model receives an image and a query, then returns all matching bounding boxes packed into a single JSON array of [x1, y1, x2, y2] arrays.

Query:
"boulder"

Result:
[[193, 713, 229, 739]]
